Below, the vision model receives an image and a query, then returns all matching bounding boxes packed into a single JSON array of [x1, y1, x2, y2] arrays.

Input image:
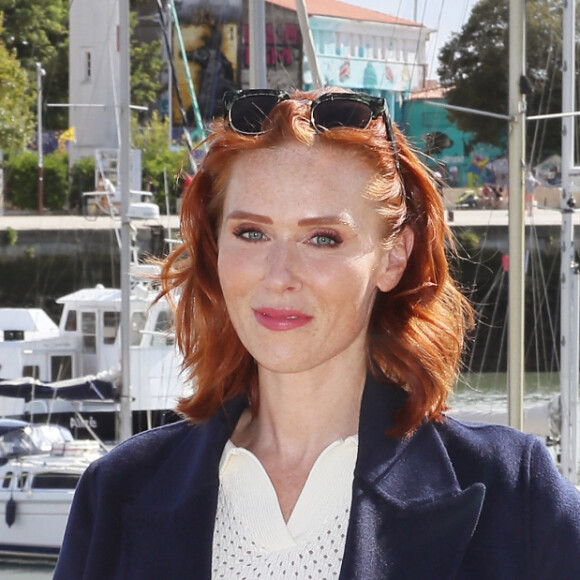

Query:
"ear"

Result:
[[376, 226, 414, 293]]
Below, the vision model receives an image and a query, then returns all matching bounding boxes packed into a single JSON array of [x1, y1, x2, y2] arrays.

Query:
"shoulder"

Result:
[[434, 416, 579, 501], [436, 415, 544, 473], [436, 414, 537, 457], [81, 421, 199, 497], [434, 418, 580, 574], [80, 395, 247, 499]]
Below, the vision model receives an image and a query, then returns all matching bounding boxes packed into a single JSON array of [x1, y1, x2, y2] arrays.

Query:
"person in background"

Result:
[[54, 88, 580, 579]]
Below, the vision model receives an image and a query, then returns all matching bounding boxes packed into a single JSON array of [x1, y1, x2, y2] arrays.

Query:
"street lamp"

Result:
[[36, 62, 46, 215]]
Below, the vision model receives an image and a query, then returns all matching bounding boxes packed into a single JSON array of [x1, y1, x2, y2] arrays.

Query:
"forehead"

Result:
[[222, 142, 378, 215]]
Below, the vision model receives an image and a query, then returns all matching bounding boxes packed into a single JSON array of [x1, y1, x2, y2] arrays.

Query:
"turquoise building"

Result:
[[401, 86, 504, 188], [291, 0, 431, 123]]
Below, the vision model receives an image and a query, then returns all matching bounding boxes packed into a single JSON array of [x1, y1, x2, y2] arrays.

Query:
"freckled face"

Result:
[[217, 142, 399, 376]]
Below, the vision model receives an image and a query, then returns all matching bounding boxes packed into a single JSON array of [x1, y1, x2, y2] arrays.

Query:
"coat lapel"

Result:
[[340, 377, 485, 580], [118, 396, 248, 579]]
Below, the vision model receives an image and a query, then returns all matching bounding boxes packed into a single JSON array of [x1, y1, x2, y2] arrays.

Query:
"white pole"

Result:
[[249, 0, 267, 88], [167, 1, 173, 149], [118, 0, 133, 442], [36, 62, 46, 215], [507, 0, 526, 431], [295, 0, 322, 89], [559, 0, 578, 484]]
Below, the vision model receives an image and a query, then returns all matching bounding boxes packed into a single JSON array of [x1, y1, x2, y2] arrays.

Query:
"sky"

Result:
[[340, 0, 480, 80]]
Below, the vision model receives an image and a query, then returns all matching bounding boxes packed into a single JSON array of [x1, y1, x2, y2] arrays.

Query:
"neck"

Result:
[[233, 359, 366, 460], [230, 358, 367, 522]]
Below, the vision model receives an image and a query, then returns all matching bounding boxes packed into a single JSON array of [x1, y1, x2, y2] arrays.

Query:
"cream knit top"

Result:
[[211, 435, 358, 579]]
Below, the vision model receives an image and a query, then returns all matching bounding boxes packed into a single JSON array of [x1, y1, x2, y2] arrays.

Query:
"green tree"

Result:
[[437, 0, 565, 162], [0, 19, 34, 150], [131, 111, 188, 208], [0, 0, 69, 129], [5, 149, 68, 210], [130, 10, 164, 113]]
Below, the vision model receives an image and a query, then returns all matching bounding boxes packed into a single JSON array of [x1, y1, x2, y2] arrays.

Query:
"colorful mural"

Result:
[[402, 97, 504, 187], [466, 153, 494, 188], [171, 1, 242, 126]]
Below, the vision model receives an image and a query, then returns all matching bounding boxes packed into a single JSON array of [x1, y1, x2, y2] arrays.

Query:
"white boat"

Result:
[[0, 418, 105, 562], [0, 268, 189, 441]]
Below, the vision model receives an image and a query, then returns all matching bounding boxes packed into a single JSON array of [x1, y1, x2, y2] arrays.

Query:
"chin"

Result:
[[254, 355, 316, 376]]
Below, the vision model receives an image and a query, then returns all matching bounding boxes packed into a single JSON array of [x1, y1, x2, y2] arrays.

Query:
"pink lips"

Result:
[[253, 308, 313, 331]]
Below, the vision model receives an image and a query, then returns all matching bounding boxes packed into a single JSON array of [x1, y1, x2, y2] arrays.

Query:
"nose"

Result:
[[264, 241, 302, 292]]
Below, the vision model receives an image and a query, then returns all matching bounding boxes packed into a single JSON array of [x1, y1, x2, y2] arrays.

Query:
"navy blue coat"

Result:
[[54, 377, 580, 579]]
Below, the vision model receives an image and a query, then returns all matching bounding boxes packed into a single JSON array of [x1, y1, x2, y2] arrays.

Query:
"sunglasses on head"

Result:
[[223, 89, 401, 172]]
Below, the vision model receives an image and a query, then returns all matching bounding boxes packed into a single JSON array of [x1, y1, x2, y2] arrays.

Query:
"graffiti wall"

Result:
[[171, 0, 242, 128]]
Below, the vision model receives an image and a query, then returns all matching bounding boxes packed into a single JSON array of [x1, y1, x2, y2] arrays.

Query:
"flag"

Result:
[[58, 126, 76, 152], [339, 58, 350, 82]]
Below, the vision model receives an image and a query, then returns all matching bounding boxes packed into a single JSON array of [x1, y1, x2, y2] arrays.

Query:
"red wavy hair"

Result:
[[157, 88, 473, 436]]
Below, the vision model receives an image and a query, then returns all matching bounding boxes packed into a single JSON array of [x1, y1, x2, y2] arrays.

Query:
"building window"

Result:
[[322, 31, 334, 56], [344, 34, 352, 57], [83, 50, 92, 82]]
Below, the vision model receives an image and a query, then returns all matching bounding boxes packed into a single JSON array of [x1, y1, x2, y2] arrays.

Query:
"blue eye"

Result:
[[234, 228, 265, 241], [312, 233, 341, 246]]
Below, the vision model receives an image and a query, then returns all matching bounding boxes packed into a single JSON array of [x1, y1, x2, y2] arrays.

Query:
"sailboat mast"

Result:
[[248, 0, 267, 87], [507, 0, 526, 430], [118, 0, 133, 442], [559, 0, 578, 484]]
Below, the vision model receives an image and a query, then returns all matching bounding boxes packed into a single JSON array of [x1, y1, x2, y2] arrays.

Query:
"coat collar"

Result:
[[122, 377, 485, 579], [339, 375, 485, 579]]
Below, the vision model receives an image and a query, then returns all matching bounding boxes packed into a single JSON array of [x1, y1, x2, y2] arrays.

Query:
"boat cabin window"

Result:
[[31, 473, 80, 490], [131, 312, 147, 346], [153, 310, 174, 346], [81, 312, 97, 354], [3, 330, 24, 341], [51, 355, 73, 381], [22, 365, 40, 379], [1, 471, 13, 489], [103, 311, 121, 345], [64, 310, 77, 331]]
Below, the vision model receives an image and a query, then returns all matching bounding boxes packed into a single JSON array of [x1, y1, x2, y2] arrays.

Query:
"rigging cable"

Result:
[[155, 0, 197, 157]]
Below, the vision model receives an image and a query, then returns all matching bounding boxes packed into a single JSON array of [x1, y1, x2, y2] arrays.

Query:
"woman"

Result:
[[54, 88, 580, 579]]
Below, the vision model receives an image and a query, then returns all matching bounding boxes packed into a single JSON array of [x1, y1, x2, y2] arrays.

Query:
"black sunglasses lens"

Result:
[[229, 95, 280, 134], [312, 99, 373, 130]]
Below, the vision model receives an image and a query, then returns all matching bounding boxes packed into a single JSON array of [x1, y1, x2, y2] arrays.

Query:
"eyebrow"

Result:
[[224, 210, 357, 230], [224, 211, 273, 224]]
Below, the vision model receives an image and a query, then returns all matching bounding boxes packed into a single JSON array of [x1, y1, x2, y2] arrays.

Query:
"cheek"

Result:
[[313, 255, 381, 308], [217, 247, 257, 301]]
